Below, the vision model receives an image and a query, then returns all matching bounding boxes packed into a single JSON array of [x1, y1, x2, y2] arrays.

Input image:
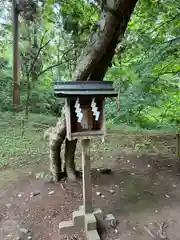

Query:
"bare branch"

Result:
[[37, 46, 77, 77], [150, 69, 180, 85], [139, 13, 180, 40], [144, 226, 156, 239], [27, 30, 50, 75], [160, 101, 177, 125], [37, 62, 61, 77], [163, 37, 180, 45]]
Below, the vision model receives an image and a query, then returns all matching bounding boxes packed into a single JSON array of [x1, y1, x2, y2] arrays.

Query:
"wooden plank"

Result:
[[100, 101, 106, 142], [54, 91, 117, 98], [72, 135, 104, 140], [54, 81, 115, 90], [80, 108, 93, 130], [100, 100, 106, 134], [81, 139, 92, 214], [72, 131, 104, 137], [65, 99, 72, 140]]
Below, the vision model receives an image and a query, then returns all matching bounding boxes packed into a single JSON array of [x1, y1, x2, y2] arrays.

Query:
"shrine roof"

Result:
[[53, 81, 118, 98]]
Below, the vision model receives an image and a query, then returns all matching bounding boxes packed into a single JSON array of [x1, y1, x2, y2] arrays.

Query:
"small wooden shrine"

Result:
[[54, 81, 117, 240], [54, 81, 117, 140]]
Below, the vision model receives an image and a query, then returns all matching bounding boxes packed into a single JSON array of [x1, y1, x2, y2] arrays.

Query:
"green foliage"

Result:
[[0, 0, 179, 130], [105, 0, 180, 130]]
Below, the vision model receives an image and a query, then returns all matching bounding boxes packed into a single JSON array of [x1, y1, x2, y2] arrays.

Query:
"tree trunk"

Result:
[[48, 111, 66, 182], [46, 0, 138, 182], [12, 0, 20, 113], [64, 138, 78, 180], [25, 74, 31, 116]]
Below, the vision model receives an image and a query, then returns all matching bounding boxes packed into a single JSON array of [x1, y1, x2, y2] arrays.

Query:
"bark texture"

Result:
[[45, 0, 138, 182], [73, 0, 138, 81], [44, 111, 66, 182]]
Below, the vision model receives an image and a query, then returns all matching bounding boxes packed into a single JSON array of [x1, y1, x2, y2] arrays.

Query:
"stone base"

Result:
[[87, 230, 100, 240], [59, 205, 116, 240]]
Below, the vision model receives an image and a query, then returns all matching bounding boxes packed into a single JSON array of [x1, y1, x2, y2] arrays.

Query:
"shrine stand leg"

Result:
[[82, 139, 101, 239], [59, 139, 116, 240]]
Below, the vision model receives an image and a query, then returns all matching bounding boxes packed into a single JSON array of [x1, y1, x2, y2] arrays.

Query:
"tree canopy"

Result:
[[0, 0, 179, 130]]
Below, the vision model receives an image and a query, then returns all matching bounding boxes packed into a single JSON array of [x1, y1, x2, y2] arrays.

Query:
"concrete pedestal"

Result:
[[59, 205, 116, 239]]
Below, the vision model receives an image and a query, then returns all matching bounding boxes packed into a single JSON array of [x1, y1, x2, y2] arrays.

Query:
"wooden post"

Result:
[[12, 0, 20, 111], [81, 139, 92, 214]]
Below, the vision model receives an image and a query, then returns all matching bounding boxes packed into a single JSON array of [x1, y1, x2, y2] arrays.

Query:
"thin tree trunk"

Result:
[[46, 0, 138, 182], [25, 74, 30, 116], [12, 0, 20, 113], [57, 31, 61, 79]]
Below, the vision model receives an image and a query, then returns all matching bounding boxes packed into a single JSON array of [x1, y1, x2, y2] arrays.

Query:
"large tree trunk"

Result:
[[46, 0, 138, 182]]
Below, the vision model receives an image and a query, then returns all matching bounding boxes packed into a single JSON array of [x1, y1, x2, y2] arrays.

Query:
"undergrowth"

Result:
[[0, 112, 177, 170]]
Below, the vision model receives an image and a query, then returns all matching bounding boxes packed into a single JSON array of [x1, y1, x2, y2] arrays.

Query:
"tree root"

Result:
[[44, 111, 77, 182]]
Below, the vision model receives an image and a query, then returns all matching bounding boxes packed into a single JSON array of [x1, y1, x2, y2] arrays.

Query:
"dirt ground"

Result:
[[0, 133, 180, 240]]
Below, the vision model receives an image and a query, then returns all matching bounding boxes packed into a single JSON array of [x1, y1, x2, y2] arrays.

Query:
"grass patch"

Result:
[[0, 112, 176, 170], [107, 122, 176, 134], [0, 112, 56, 170]]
